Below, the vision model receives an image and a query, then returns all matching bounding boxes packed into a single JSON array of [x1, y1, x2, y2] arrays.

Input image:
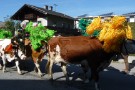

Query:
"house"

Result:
[[122, 12, 135, 22], [76, 12, 135, 29], [75, 12, 116, 29], [11, 4, 80, 35], [76, 12, 135, 22]]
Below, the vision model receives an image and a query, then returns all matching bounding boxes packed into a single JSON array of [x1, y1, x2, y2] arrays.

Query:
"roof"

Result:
[[11, 4, 75, 20], [122, 12, 135, 16], [99, 12, 114, 16], [76, 12, 115, 19], [77, 14, 89, 18]]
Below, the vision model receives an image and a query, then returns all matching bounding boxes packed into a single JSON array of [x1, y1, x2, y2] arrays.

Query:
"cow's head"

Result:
[[11, 36, 26, 53], [4, 43, 26, 60], [9, 36, 26, 60]]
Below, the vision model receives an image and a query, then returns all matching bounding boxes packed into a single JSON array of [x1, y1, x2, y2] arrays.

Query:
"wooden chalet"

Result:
[[11, 4, 80, 35]]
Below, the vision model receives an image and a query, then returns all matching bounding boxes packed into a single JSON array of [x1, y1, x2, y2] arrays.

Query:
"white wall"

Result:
[[75, 20, 79, 29], [37, 18, 47, 26], [20, 20, 29, 28], [129, 17, 135, 22]]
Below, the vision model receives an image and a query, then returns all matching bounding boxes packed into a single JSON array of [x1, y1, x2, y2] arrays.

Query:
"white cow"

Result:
[[0, 39, 26, 74]]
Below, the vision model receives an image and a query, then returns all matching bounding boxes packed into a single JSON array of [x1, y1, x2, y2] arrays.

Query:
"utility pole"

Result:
[[53, 4, 58, 11]]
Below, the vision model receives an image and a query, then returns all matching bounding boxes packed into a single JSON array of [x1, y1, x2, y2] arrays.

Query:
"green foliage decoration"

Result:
[[78, 18, 100, 37], [25, 22, 56, 50], [78, 18, 92, 36], [92, 30, 100, 37], [0, 29, 12, 39]]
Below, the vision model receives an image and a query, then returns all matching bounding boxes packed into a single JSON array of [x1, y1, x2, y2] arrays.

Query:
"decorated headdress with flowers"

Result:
[[78, 18, 91, 36], [25, 22, 56, 50], [79, 18, 101, 36], [86, 16, 133, 53]]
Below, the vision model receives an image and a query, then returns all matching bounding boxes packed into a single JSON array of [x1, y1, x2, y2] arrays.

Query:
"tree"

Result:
[[4, 19, 15, 35], [4, 15, 21, 36], [128, 22, 135, 39]]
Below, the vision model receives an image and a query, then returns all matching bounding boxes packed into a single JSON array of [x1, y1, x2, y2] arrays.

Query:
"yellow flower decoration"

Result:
[[86, 16, 102, 34], [86, 16, 133, 53]]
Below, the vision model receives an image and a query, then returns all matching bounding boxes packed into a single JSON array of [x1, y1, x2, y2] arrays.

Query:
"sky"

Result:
[[0, 0, 135, 21]]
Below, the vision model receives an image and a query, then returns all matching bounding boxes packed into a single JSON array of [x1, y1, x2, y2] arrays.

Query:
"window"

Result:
[[38, 21, 41, 24], [130, 16, 134, 18]]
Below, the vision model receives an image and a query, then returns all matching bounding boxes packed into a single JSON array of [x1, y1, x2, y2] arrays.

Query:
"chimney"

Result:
[[50, 6, 53, 11], [44, 5, 48, 10]]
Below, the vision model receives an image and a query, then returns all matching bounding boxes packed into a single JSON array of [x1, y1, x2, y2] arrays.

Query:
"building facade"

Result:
[[123, 12, 135, 22], [11, 4, 79, 35]]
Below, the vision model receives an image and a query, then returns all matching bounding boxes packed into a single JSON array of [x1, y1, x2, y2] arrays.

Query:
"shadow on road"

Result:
[[1, 58, 135, 90], [100, 66, 135, 90]]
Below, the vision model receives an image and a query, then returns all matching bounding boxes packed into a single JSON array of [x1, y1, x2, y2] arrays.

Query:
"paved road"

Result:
[[0, 56, 135, 90]]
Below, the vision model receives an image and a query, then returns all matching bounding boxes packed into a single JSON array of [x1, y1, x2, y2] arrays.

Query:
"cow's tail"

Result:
[[45, 44, 51, 74]]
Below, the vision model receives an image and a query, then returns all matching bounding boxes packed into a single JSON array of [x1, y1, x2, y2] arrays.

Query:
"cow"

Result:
[[18, 38, 48, 76], [119, 39, 135, 73], [0, 39, 26, 74], [46, 36, 118, 90], [11, 30, 48, 77]]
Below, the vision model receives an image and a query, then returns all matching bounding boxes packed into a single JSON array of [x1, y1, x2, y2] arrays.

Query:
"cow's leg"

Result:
[[15, 59, 22, 74], [61, 63, 69, 82], [0, 59, 3, 70], [46, 59, 50, 74], [34, 59, 43, 77], [46, 51, 55, 80], [122, 54, 129, 73], [1, 55, 7, 72], [91, 69, 100, 90], [0, 63, 2, 70], [47, 58, 54, 80], [81, 60, 90, 83]]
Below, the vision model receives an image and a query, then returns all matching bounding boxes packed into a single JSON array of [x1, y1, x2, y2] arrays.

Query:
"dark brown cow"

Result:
[[46, 36, 116, 90], [119, 39, 135, 73]]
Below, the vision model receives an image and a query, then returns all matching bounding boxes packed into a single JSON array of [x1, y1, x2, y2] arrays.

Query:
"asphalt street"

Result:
[[0, 56, 135, 90]]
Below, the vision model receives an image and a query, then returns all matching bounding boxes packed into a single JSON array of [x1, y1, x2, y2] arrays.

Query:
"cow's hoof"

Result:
[[18, 72, 23, 75], [3, 70, 7, 73], [47, 76, 53, 81], [38, 73, 43, 77], [48, 78, 53, 81], [0, 66, 2, 70], [122, 69, 129, 74]]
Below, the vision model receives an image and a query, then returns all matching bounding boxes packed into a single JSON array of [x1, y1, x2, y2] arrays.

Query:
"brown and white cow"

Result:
[[0, 39, 26, 74], [23, 38, 47, 76], [46, 36, 117, 90]]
